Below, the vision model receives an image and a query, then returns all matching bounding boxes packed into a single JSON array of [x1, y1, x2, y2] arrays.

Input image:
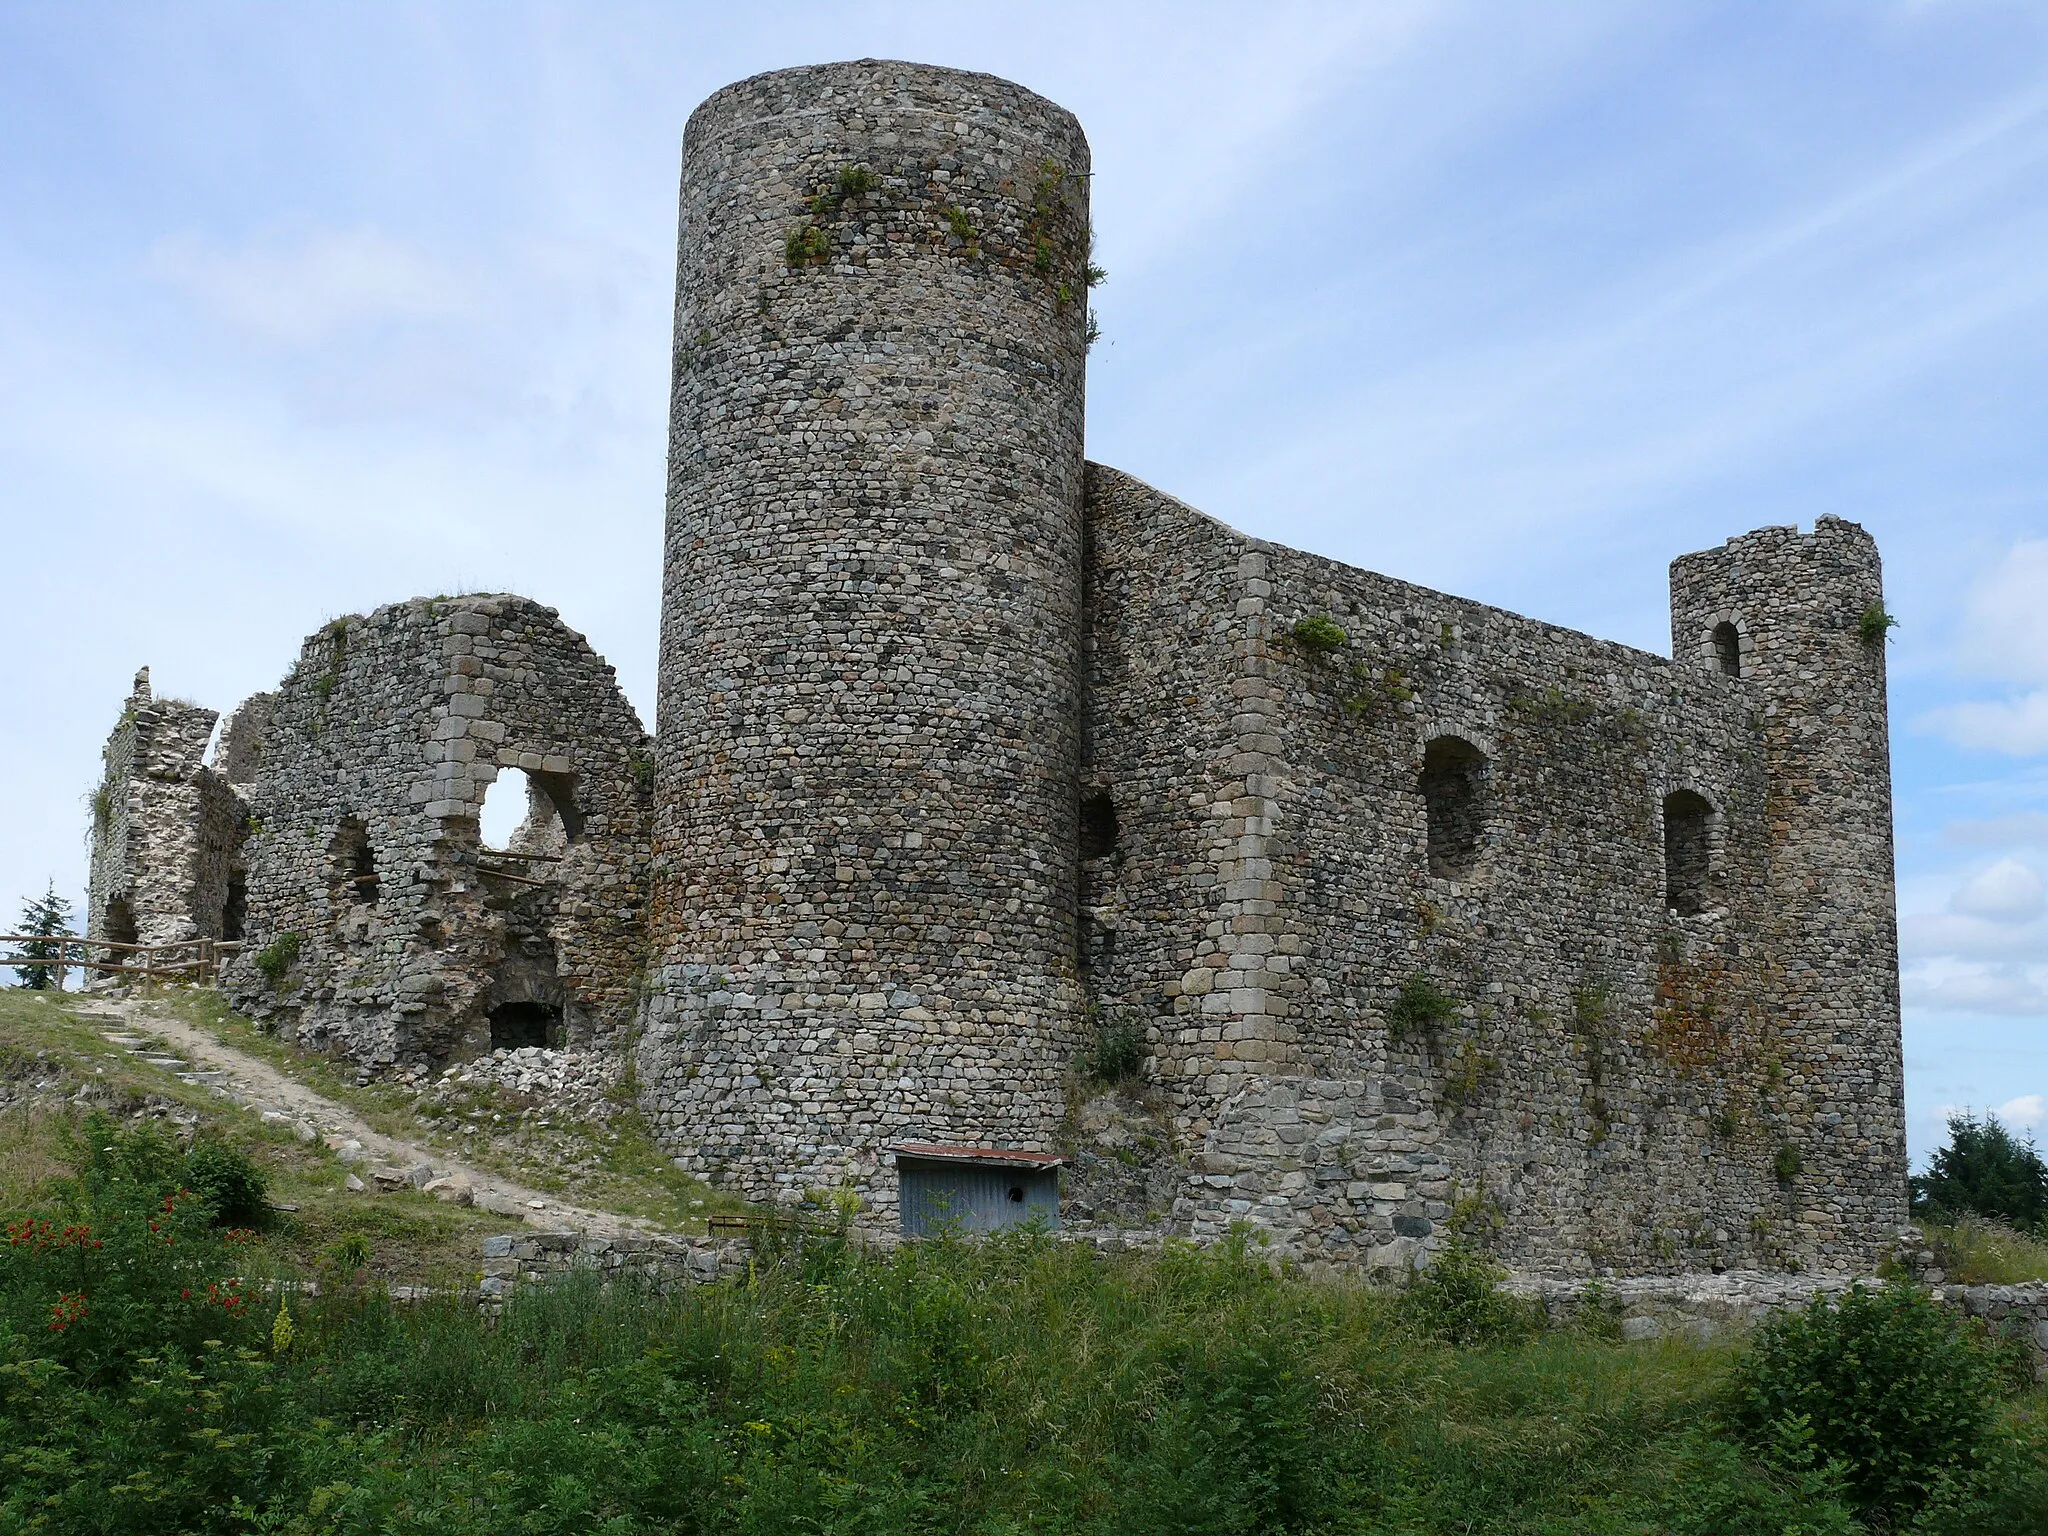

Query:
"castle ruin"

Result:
[[85, 60, 1907, 1276]]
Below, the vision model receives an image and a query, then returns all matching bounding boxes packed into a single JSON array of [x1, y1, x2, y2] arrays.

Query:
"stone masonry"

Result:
[[639, 61, 1097, 1214], [211, 596, 654, 1067], [83, 58, 1908, 1278], [86, 667, 260, 953]]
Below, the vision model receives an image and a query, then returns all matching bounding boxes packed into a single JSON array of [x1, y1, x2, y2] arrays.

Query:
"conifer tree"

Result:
[[13, 882, 75, 990]]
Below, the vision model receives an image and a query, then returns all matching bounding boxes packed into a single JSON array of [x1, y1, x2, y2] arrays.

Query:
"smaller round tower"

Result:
[[1670, 517, 1907, 1266], [643, 61, 1095, 1214]]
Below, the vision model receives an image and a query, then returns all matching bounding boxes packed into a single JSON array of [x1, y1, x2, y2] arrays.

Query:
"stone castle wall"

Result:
[[640, 60, 1098, 1214], [1082, 466, 1905, 1275], [220, 596, 653, 1070]]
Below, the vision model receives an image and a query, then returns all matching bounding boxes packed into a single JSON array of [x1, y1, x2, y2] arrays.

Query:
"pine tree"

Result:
[[1911, 1111, 2048, 1233], [13, 882, 75, 990]]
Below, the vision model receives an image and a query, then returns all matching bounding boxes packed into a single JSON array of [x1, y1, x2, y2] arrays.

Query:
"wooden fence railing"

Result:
[[0, 934, 241, 989]]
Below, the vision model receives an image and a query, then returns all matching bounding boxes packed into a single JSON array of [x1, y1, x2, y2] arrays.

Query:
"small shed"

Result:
[[889, 1144, 1063, 1237]]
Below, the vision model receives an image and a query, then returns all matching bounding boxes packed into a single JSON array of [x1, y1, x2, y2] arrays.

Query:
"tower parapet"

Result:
[[643, 60, 1095, 1210], [1670, 518, 1907, 1262]]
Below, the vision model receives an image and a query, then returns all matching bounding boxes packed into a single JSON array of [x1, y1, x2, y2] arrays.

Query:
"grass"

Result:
[[1920, 1214, 2048, 1284], [3, 1220, 2043, 1535]]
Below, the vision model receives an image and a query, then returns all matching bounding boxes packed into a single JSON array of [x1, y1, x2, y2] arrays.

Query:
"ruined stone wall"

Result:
[[221, 596, 653, 1070], [641, 60, 1096, 1214], [1083, 465, 1899, 1276], [86, 668, 250, 951]]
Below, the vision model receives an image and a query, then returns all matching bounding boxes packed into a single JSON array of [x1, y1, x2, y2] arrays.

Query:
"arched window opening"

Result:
[[221, 872, 247, 942], [1079, 788, 1119, 860], [1663, 790, 1714, 916], [103, 895, 138, 949], [330, 818, 378, 905], [489, 999, 559, 1050], [1421, 737, 1487, 878], [480, 766, 583, 855], [1711, 622, 1742, 678]]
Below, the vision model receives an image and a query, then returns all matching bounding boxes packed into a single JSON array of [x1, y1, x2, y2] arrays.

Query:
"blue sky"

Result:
[[2, 2, 2043, 1166]]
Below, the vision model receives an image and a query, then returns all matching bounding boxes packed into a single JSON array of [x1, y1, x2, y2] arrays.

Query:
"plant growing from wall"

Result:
[[1508, 686, 1595, 726], [1341, 662, 1414, 722], [1773, 1142, 1803, 1181], [1388, 974, 1458, 1042], [1440, 1041, 1498, 1109], [785, 224, 829, 266], [252, 930, 302, 987], [1857, 601, 1899, 647], [1290, 614, 1347, 655], [87, 782, 114, 844]]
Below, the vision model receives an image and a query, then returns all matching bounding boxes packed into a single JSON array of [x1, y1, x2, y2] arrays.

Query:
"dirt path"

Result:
[[74, 997, 643, 1237]]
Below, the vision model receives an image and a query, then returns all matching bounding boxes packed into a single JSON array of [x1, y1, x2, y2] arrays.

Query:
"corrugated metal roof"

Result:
[[886, 1142, 1065, 1170]]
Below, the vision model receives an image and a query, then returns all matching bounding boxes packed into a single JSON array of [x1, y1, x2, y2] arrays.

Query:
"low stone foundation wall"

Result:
[[479, 1231, 749, 1300], [1511, 1270, 2048, 1374]]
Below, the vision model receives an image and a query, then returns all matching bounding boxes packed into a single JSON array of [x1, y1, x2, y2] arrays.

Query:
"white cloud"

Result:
[[1917, 542, 2048, 756], [1951, 856, 2046, 921], [1902, 958, 2048, 1016], [1919, 690, 2048, 756], [1955, 538, 2048, 686], [150, 226, 465, 344], [1996, 1093, 2046, 1133]]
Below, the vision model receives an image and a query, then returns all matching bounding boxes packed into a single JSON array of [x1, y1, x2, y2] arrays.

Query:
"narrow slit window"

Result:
[[1421, 737, 1487, 878], [1664, 790, 1714, 915], [1711, 622, 1742, 678], [1079, 788, 1119, 860]]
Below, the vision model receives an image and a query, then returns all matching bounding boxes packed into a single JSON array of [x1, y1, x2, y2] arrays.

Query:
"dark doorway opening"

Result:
[[1420, 737, 1488, 878], [1711, 623, 1742, 677], [103, 896, 138, 949], [1079, 789, 1119, 860], [331, 817, 378, 904], [1664, 790, 1714, 916], [489, 999, 559, 1050], [221, 873, 247, 942]]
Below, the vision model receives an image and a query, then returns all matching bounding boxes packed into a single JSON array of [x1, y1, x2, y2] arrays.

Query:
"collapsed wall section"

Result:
[[641, 60, 1095, 1213], [222, 596, 653, 1070], [1083, 465, 1898, 1275], [86, 667, 255, 954]]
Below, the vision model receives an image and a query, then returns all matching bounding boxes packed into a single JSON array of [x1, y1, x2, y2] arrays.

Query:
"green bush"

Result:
[[1290, 613, 1347, 654], [1088, 1017, 1145, 1083], [183, 1139, 270, 1230], [1399, 1243, 1539, 1346], [1389, 974, 1460, 1041], [1858, 602, 1899, 646], [251, 930, 301, 986], [1729, 1280, 2009, 1524]]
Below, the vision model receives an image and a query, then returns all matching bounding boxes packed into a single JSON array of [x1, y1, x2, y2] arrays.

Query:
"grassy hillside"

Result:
[[0, 986, 509, 1282], [4, 985, 2047, 1534]]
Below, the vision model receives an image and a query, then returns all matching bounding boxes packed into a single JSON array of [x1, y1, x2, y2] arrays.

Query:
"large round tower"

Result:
[[643, 61, 1093, 1211]]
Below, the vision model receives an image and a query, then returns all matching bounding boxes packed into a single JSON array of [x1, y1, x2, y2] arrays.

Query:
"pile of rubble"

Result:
[[412, 1047, 626, 1123]]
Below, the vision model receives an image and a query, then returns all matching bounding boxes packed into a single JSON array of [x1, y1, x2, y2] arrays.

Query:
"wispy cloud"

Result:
[[1917, 540, 2048, 756], [149, 226, 466, 345]]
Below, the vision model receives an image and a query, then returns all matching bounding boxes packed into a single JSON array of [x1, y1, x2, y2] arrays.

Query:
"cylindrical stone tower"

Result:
[[1670, 517, 1908, 1267], [642, 61, 1093, 1213]]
